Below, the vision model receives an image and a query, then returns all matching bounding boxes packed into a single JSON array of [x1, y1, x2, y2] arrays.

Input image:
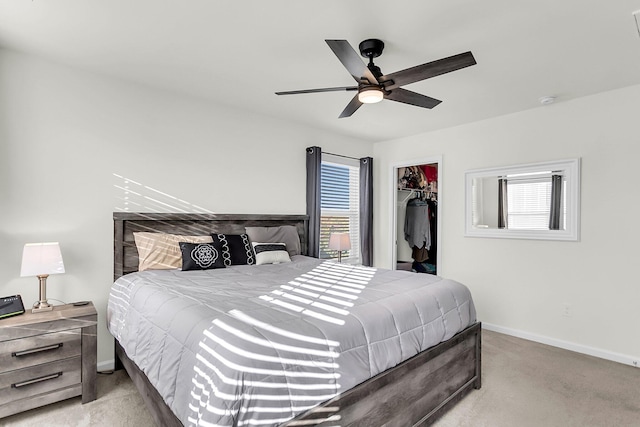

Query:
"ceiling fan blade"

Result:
[[325, 40, 378, 85], [276, 86, 357, 95], [338, 94, 363, 118], [384, 88, 442, 109], [381, 51, 476, 90]]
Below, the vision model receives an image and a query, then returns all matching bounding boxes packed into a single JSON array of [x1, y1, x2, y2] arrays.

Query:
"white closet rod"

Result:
[[399, 189, 424, 203]]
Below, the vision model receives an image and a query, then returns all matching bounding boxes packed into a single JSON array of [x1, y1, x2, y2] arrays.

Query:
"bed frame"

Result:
[[112, 212, 481, 426]]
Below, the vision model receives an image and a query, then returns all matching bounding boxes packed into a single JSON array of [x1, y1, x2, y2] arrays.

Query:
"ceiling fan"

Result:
[[276, 39, 476, 118]]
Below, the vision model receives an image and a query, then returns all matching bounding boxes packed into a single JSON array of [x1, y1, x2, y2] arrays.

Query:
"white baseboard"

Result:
[[482, 323, 639, 369], [98, 359, 115, 372]]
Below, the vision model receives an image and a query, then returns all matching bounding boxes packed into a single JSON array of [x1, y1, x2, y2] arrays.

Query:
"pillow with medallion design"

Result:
[[178, 242, 226, 271]]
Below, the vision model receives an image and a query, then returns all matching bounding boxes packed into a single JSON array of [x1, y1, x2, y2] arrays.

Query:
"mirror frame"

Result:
[[464, 158, 581, 241]]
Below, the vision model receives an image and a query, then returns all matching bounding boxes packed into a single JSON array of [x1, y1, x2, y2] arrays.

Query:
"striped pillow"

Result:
[[252, 243, 291, 265]]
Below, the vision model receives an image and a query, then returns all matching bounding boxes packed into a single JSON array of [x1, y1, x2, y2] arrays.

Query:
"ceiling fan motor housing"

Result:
[[359, 39, 385, 59]]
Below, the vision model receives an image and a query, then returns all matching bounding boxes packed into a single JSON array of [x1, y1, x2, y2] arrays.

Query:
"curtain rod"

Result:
[[323, 151, 361, 161]]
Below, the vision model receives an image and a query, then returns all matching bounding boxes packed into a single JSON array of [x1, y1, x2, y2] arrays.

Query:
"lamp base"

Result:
[[32, 301, 53, 313], [32, 274, 53, 313]]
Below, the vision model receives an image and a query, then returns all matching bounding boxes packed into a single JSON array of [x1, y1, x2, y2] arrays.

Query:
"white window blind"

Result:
[[320, 156, 360, 263], [506, 174, 565, 230]]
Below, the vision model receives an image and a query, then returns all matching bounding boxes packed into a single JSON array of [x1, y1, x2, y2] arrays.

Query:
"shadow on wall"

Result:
[[113, 173, 213, 213]]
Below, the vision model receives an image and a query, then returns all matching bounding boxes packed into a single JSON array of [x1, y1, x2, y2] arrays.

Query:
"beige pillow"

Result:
[[133, 232, 213, 271]]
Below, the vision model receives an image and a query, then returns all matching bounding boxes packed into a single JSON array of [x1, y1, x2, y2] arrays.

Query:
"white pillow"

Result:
[[252, 242, 291, 265]]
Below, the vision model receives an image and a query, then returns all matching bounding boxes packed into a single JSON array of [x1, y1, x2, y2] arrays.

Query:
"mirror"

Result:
[[465, 159, 580, 241]]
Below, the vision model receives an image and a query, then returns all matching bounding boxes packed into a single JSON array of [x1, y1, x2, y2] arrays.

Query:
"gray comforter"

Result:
[[107, 256, 476, 426]]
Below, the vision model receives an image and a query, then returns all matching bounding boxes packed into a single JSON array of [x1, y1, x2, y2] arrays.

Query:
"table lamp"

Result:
[[328, 232, 351, 263], [20, 242, 65, 313]]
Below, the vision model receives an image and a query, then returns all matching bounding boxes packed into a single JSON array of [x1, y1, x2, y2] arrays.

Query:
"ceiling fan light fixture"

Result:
[[276, 39, 476, 118], [358, 88, 384, 104]]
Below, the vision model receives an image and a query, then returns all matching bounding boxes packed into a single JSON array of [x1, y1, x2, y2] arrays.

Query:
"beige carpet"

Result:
[[2, 368, 155, 427], [3, 330, 639, 426], [435, 331, 640, 427]]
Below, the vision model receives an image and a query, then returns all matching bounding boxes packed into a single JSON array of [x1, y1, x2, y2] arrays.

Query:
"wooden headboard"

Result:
[[113, 212, 309, 280]]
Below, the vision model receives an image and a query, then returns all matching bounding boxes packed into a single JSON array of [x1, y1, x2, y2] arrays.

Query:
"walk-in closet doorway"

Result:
[[391, 156, 442, 274]]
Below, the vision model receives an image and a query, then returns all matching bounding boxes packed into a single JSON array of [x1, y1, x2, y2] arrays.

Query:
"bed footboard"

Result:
[[283, 322, 482, 427]]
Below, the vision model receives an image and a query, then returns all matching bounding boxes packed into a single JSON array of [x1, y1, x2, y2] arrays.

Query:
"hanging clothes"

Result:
[[399, 166, 428, 190], [426, 199, 437, 263], [404, 196, 431, 262], [412, 245, 429, 263]]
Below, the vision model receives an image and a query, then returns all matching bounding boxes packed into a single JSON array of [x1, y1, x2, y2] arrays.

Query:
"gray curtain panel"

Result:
[[306, 146, 322, 258], [359, 157, 373, 267], [549, 174, 563, 230], [498, 178, 508, 229]]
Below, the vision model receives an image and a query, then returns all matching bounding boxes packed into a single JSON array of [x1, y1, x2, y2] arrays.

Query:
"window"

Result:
[[320, 156, 360, 263], [506, 174, 564, 230]]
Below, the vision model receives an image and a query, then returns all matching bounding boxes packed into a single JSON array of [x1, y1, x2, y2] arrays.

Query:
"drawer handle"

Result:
[[12, 343, 63, 357], [11, 372, 63, 388]]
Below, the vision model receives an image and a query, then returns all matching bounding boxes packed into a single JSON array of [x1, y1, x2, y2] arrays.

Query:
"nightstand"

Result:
[[0, 302, 97, 418]]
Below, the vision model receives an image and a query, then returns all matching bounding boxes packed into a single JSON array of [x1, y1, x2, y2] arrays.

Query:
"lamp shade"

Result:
[[20, 242, 65, 277], [328, 233, 351, 251], [358, 88, 384, 104]]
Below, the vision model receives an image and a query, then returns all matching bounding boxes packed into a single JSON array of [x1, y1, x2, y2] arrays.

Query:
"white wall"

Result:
[[4, 46, 638, 368], [0, 49, 373, 365], [373, 84, 640, 363]]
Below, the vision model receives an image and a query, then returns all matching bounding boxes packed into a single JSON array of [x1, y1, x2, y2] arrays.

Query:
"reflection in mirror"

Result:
[[465, 159, 580, 241]]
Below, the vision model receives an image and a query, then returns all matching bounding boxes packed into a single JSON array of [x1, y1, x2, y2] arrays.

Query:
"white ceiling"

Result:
[[1, 0, 640, 142]]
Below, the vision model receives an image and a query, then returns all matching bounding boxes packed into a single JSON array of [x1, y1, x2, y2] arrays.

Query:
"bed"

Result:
[[109, 212, 481, 426]]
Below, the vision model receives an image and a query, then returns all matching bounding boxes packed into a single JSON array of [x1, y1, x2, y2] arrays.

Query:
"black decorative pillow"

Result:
[[252, 242, 291, 265], [210, 233, 255, 266], [179, 242, 226, 271]]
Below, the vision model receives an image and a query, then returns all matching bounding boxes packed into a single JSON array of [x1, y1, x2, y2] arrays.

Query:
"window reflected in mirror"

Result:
[[465, 159, 580, 241]]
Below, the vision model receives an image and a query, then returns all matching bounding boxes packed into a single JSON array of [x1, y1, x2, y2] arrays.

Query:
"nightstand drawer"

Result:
[[0, 329, 81, 372], [0, 356, 81, 406]]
